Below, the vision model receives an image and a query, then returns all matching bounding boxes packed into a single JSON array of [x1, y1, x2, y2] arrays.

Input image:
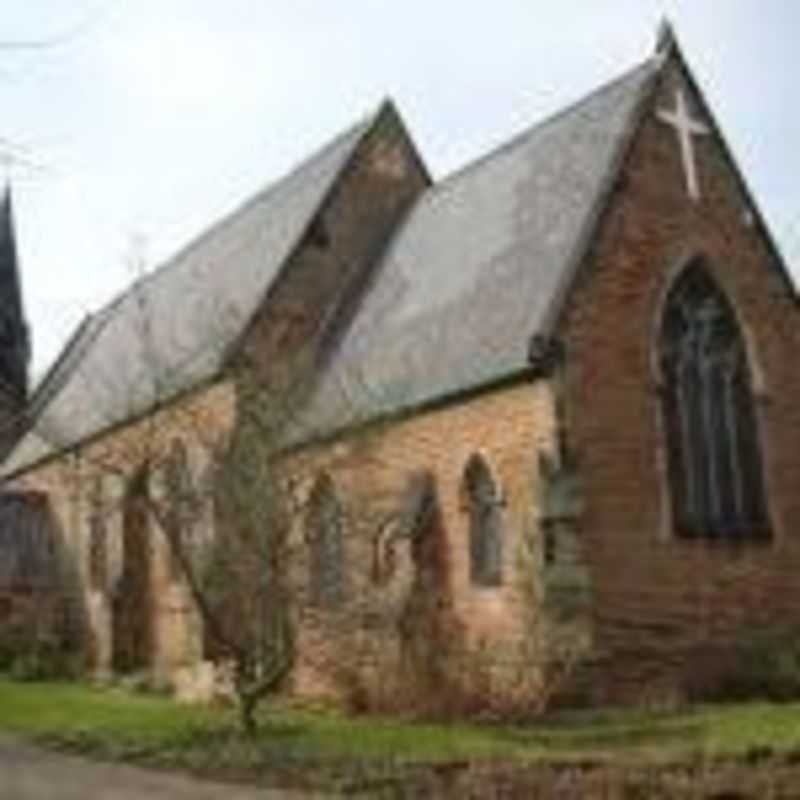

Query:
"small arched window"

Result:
[[659, 262, 770, 539], [164, 439, 192, 580], [306, 474, 346, 608], [87, 476, 107, 591], [463, 454, 503, 586]]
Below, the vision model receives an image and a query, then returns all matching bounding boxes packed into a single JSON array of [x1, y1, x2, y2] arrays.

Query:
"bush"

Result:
[[0, 593, 83, 681], [699, 626, 800, 703]]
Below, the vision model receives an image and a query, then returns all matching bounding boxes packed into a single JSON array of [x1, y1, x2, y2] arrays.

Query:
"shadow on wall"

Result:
[[111, 466, 154, 675], [0, 491, 88, 679], [319, 470, 476, 717]]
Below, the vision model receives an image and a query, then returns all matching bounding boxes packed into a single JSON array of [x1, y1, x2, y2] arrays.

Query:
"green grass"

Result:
[[2, 678, 800, 785], [0, 678, 532, 765], [0, 679, 221, 754]]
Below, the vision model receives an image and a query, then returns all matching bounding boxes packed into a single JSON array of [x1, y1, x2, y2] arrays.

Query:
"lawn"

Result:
[[2, 678, 800, 789]]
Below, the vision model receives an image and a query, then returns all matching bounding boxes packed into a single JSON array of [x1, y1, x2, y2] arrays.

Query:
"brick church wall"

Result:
[[1, 103, 432, 694], [557, 57, 800, 703], [284, 380, 559, 713], [8, 368, 561, 712], [10, 49, 798, 715], [7, 380, 237, 683], [239, 102, 429, 379]]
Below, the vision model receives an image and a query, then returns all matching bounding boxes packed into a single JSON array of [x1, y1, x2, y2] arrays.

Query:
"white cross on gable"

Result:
[[656, 88, 710, 202]]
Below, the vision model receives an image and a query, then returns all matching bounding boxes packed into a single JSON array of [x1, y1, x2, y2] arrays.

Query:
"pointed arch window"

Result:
[[164, 439, 193, 581], [463, 454, 504, 586], [88, 477, 107, 591], [307, 474, 346, 608], [659, 262, 770, 539]]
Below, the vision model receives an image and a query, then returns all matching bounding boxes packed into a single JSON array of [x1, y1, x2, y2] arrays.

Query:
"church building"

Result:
[[1, 23, 798, 710]]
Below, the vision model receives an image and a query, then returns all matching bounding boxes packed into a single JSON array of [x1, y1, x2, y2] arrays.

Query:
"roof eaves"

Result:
[[283, 365, 538, 456], [27, 311, 109, 417], [1, 370, 226, 482]]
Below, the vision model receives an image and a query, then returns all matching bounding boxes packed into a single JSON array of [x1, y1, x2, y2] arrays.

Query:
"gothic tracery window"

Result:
[[463, 454, 504, 586], [307, 474, 346, 608], [659, 263, 770, 540]]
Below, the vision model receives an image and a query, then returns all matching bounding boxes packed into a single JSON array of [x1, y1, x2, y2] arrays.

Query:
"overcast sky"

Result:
[[3, 1, 798, 378]]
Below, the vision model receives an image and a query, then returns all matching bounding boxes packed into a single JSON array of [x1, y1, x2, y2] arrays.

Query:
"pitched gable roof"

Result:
[[654, 22, 797, 299], [7, 26, 791, 472], [4, 109, 378, 475], [297, 58, 660, 437]]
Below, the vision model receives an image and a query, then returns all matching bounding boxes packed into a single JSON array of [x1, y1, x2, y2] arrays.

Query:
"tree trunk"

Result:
[[239, 692, 258, 737]]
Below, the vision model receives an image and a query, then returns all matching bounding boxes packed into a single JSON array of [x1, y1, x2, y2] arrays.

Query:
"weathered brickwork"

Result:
[[285, 380, 558, 712], [1, 109, 431, 698], [8, 381, 237, 684], [4, 41, 795, 715], [6, 373, 560, 711], [240, 103, 429, 379], [557, 54, 800, 702]]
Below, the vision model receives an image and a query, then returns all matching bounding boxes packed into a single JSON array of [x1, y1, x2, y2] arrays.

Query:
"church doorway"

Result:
[[112, 468, 154, 674]]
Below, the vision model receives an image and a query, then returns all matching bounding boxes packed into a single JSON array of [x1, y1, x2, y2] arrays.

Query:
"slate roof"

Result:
[[4, 52, 662, 475], [297, 58, 659, 438], [3, 111, 377, 474]]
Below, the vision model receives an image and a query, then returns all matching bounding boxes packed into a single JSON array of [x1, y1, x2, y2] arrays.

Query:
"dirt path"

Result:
[[0, 736, 325, 799]]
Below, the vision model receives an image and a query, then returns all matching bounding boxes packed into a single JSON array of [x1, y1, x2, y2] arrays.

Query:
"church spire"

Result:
[[0, 185, 30, 402], [0, 187, 23, 315]]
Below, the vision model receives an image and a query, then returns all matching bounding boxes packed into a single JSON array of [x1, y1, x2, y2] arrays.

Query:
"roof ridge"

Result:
[[82, 104, 382, 326], [360, 55, 659, 304], [298, 49, 665, 440], [428, 56, 657, 196], [2, 102, 385, 476]]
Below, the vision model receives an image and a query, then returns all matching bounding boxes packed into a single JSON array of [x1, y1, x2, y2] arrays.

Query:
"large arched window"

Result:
[[306, 474, 346, 608], [463, 454, 504, 586], [659, 262, 770, 539]]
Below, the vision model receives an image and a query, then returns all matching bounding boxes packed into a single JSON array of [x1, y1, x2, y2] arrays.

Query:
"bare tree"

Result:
[[18, 230, 413, 733], [104, 263, 311, 735], [14, 219, 597, 732], [148, 369, 300, 736]]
